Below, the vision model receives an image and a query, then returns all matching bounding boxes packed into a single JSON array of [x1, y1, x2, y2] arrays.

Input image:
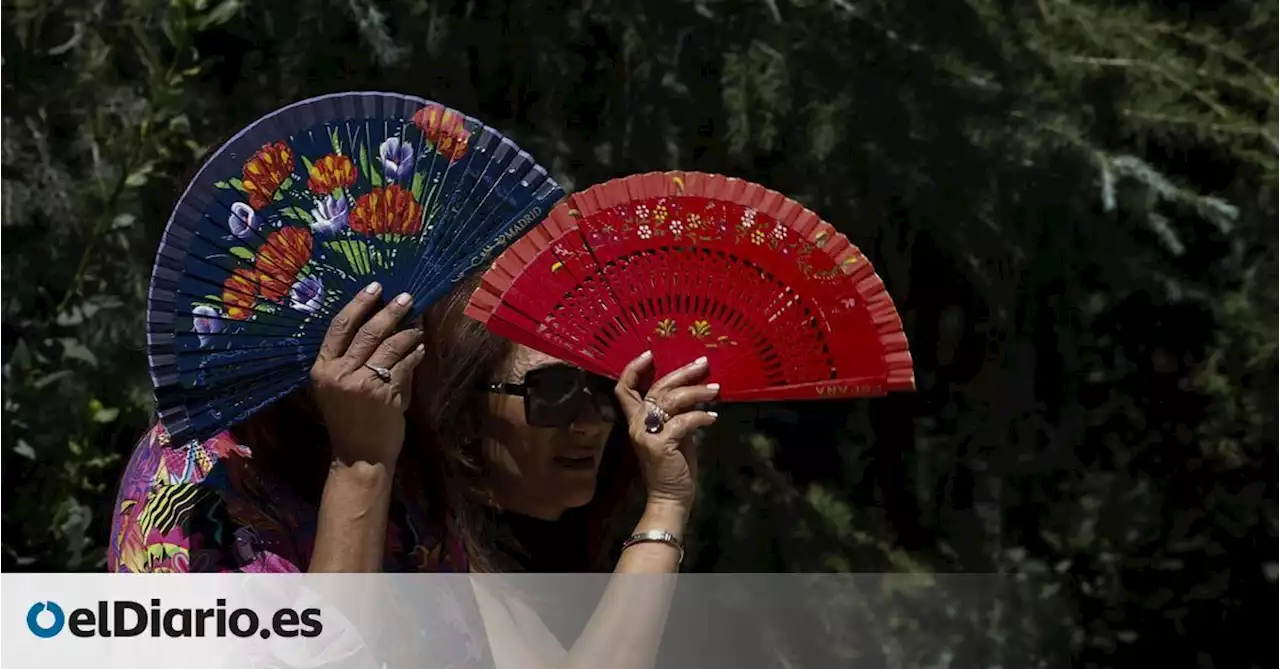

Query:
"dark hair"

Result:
[[234, 274, 640, 572]]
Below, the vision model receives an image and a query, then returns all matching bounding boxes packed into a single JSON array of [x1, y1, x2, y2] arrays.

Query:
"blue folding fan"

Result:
[[146, 91, 564, 446]]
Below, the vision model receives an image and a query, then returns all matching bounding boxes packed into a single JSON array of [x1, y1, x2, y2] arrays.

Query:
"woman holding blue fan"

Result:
[[112, 92, 728, 667], [115, 91, 913, 667], [113, 275, 715, 665], [297, 277, 717, 576], [113, 273, 716, 576], [119, 93, 707, 568]]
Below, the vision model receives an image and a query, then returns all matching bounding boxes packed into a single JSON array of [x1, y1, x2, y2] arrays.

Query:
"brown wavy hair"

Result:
[[233, 274, 641, 573]]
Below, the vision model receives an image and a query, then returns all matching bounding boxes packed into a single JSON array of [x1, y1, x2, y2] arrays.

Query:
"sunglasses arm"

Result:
[[485, 382, 529, 397]]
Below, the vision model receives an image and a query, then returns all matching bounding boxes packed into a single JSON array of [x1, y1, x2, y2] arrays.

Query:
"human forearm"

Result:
[[487, 351, 712, 669], [613, 499, 688, 572], [559, 499, 689, 669], [309, 460, 395, 572], [306, 285, 425, 572]]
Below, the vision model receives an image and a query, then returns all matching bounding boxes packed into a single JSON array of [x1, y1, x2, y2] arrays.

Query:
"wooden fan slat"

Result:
[[722, 176, 748, 203], [737, 182, 766, 210], [641, 172, 666, 200], [880, 332, 911, 352], [856, 273, 887, 295]]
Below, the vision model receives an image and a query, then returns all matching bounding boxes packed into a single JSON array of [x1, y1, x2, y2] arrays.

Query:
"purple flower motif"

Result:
[[289, 275, 324, 314], [228, 202, 258, 239], [380, 137, 415, 181], [310, 195, 349, 237], [192, 304, 223, 347]]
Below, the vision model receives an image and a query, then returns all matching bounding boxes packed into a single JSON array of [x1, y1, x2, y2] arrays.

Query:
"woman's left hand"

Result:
[[614, 351, 720, 509]]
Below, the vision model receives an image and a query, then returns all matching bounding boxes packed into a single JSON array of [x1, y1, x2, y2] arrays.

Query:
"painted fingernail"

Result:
[[708, 411, 719, 418], [707, 383, 721, 391], [396, 292, 412, 306], [364, 281, 381, 294]]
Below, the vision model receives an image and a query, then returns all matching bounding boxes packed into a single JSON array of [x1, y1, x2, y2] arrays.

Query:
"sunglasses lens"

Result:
[[588, 376, 620, 422], [524, 366, 588, 427], [523, 366, 619, 427]]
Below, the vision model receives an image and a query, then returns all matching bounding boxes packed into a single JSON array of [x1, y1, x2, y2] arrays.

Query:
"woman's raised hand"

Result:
[[310, 282, 426, 466], [614, 351, 720, 509]]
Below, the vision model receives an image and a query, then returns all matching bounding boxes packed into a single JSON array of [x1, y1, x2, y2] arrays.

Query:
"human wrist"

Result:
[[328, 456, 395, 489], [636, 497, 692, 540], [319, 459, 395, 530], [643, 493, 693, 516], [314, 456, 394, 573]]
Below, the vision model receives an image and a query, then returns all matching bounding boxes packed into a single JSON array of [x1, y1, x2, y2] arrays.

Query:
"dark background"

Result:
[[2, 0, 1276, 666]]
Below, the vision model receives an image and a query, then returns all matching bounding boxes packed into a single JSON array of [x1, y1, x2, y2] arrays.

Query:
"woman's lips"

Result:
[[552, 454, 597, 470]]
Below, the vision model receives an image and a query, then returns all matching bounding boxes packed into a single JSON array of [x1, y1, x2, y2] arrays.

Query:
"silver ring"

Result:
[[642, 399, 670, 434], [364, 363, 393, 382]]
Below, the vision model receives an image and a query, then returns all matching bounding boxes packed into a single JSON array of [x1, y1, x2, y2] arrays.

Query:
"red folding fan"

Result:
[[463, 171, 915, 402]]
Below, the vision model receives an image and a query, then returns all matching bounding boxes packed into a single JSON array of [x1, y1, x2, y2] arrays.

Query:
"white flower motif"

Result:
[[379, 137, 415, 181], [289, 275, 324, 314], [228, 202, 258, 239], [191, 304, 223, 347], [310, 195, 349, 237]]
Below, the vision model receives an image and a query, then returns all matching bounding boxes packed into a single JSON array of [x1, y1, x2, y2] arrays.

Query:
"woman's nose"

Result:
[[569, 398, 609, 433]]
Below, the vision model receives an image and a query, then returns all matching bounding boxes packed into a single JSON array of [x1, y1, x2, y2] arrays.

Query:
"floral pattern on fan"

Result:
[[190, 103, 475, 346], [611, 196, 845, 281], [654, 316, 740, 349], [147, 92, 565, 447]]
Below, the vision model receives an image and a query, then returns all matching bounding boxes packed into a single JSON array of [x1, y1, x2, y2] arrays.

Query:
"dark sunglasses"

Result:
[[484, 364, 620, 428]]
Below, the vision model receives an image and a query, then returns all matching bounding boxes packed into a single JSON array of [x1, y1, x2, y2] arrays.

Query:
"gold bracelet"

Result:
[[621, 530, 684, 564]]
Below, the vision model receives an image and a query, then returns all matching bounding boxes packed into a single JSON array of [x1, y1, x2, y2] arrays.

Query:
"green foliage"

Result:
[[2, 0, 1274, 665]]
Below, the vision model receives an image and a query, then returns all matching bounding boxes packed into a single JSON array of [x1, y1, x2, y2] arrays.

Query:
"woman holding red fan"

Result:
[[110, 275, 717, 665], [114, 275, 717, 575], [299, 277, 717, 576], [116, 90, 913, 668]]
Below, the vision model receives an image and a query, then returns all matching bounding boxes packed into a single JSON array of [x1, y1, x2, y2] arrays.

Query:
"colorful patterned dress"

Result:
[[108, 424, 468, 574], [109, 425, 499, 667]]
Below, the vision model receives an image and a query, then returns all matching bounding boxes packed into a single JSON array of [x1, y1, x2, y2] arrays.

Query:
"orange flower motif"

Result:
[[254, 227, 314, 302], [306, 154, 357, 195], [221, 268, 259, 321], [411, 104, 465, 144], [435, 129, 471, 162], [411, 104, 471, 162], [350, 185, 423, 236], [241, 141, 296, 210]]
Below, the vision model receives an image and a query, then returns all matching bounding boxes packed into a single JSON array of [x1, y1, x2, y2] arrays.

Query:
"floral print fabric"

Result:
[[108, 424, 467, 574]]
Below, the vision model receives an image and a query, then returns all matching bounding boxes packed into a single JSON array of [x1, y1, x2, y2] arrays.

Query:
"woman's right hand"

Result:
[[310, 282, 426, 466], [614, 351, 720, 510]]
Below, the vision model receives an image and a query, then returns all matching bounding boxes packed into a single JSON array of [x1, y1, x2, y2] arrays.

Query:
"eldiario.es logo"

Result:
[[26, 599, 322, 639]]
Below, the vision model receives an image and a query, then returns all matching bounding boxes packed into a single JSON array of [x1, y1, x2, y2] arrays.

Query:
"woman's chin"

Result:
[[553, 475, 599, 509]]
